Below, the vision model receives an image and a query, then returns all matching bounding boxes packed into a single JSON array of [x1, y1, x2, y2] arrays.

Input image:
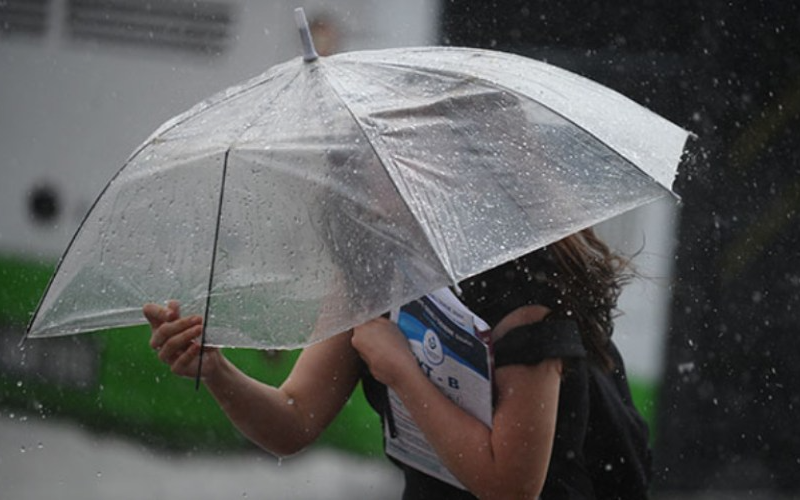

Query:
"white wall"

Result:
[[0, 0, 440, 259], [596, 196, 680, 382]]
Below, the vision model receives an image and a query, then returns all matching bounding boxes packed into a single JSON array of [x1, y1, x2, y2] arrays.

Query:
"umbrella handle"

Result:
[[294, 8, 319, 63]]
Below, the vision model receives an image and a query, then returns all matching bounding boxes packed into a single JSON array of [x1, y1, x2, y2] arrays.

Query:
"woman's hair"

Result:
[[548, 228, 632, 371]]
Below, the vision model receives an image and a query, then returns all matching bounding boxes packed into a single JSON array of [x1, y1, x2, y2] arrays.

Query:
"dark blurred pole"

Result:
[[656, 3, 800, 492], [440, 0, 800, 494]]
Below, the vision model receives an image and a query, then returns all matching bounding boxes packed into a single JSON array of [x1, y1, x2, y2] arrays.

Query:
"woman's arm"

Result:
[[203, 331, 362, 456], [352, 306, 560, 499], [144, 302, 362, 457]]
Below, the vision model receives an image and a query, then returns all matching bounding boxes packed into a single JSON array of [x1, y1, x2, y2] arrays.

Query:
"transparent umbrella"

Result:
[[26, 9, 690, 351]]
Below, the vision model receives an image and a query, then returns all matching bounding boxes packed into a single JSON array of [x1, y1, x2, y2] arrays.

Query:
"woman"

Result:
[[144, 228, 651, 499]]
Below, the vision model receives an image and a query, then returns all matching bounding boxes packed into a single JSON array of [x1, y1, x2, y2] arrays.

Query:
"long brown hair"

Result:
[[548, 228, 632, 371]]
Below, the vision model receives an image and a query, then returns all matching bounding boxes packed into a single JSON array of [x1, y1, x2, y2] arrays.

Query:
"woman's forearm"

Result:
[[203, 331, 362, 457], [389, 362, 560, 499], [146, 302, 360, 457], [389, 367, 503, 496], [203, 356, 319, 456]]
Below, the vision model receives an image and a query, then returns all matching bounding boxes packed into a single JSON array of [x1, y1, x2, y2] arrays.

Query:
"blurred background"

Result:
[[1, 0, 798, 498]]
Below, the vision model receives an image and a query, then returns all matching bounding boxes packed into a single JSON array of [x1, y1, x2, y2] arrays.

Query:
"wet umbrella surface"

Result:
[[26, 16, 690, 352]]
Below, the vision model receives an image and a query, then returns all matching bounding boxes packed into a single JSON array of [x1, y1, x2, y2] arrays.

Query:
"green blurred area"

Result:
[[628, 378, 658, 443], [1, 254, 658, 454], [0, 254, 383, 456]]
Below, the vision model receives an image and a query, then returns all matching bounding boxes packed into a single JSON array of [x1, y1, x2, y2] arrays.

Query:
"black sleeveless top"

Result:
[[359, 247, 652, 499]]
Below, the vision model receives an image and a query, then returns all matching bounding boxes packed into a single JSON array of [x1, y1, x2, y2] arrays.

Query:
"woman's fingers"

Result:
[[165, 300, 181, 321], [142, 300, 217, 378], [143, 303, 166, 329], [143, 300, 183, 330], [157, 323, 203, 363], [160, 315, 202, 338], [172, 342, 202, 374], [150, 315, 202, 351]]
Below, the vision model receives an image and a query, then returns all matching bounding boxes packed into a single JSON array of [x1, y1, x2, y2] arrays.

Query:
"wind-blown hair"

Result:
[[549, 228, 632, 371]]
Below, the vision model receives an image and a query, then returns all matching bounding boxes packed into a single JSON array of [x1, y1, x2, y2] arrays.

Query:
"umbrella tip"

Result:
[[294, 7, 319, 63]]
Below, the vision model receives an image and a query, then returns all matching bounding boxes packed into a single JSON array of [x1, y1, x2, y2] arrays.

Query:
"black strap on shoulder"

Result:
[[493, 319, 586, 368]]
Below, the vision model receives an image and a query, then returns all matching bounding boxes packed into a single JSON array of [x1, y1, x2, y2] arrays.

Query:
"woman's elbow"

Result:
[[263, 439, 307, 458], [479, 485, 543, 500], [473, 475, 544, 500], [245, 425, 320, 458]]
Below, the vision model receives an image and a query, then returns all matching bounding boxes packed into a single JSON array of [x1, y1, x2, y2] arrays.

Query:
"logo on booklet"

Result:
[[422, 329, 445, 366]]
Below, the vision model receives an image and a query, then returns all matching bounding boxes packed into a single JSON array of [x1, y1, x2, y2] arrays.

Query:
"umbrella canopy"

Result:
[[26, 29, 690, 350]]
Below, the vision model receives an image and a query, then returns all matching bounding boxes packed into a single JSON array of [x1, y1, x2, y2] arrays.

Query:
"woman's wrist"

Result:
[[201, 352, 233, 391], [386, 356, 429, 397]]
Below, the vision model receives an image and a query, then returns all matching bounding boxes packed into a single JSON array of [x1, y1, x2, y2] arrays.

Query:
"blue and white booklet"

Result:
[[385, 287, 492, 489]]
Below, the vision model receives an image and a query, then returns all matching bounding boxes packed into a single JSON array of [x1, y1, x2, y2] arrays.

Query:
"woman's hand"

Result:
[[351, 317, 417, 387], [142, 300, 223, 379]]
